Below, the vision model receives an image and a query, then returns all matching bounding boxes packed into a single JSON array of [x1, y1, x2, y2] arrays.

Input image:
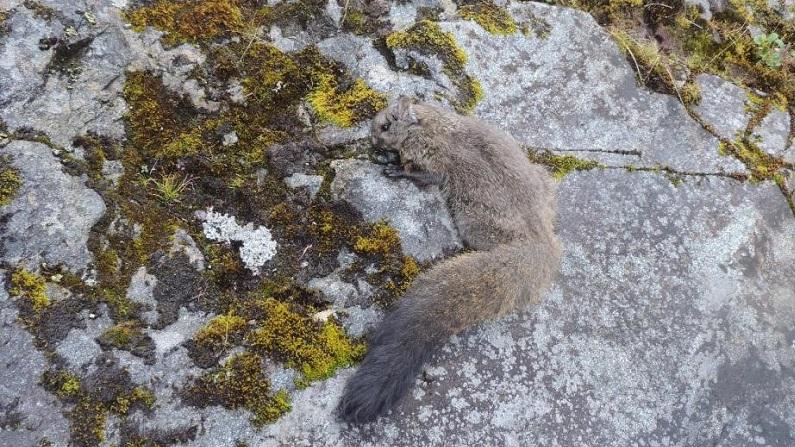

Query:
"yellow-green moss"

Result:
[[188, 352, 291, 426], [527, 149, 604, 179], [99, 321, 142, 349], [9, 268, 50, 312], [0, 155, 22, 206], [112, 387, 156, 415], [126, 0, 245, 44], [385, 255, 421, 295], [386, 20, 482, 113], [308, 76, 388, 127], [610, 28, 701, 105], [195, 312, 248, 351], [459, 1, 518, 35], [718, 138, 792, 182], [353, 221, 401, 255], [41, 370, 81, 399], [69, 398, 108, 446], [245, 297, 365, 384]]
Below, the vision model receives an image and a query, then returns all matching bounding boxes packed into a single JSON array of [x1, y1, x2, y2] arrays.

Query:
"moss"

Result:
[[69, 398, 108, 446], [41, 370, 81, 399], [23, 0, 56, 21], [257, 0, 326, 29], [112, 387, 156, 415], [186, 352, 291, 426], [122, 71, 201, 160], [99, 321, 142, 349], [9, 268, 50, 313], [610, 28, 701, 105], [0, 155, 22, 206], [353, 221, 401, 255], [385, 255, 421, 295], [342, 9, 375, 35], [308, 76, 388, 127], [718, 137, 793, 182], [126, 0, 246, 44], [459, 1, 518, 35], [527, 149, 604, 179], [194, 312, 248, 353], [245, 297, 365, 384], [386, 20, 482, 113]]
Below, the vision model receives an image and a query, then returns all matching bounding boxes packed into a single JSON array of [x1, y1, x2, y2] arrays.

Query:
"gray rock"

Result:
[[330, 159, 462, 262], [146, 308, 207, 357], [0, 274, 71, 446], [695, 74, 791, 155], [0, 141, 106, 273], [101, 159, 124, 185], [307, 273, 362, 307], [316, 34, 442, 102], [339, 305, 383, 338], [169, 229, 206, 272], [56, 308, 114, 370], [284, 173, 324, 199]]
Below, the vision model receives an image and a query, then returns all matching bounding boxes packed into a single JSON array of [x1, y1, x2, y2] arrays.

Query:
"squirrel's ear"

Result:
[[396, 96, 418, 124]]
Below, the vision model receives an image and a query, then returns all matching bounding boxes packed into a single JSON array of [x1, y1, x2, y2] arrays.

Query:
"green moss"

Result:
[[353, 221, 401, 255], [610, 28, 701, 105], [9, 268, 50, 313], [386, 20, 482, 113], [527, 149, 604, 179], [69, 398, 108, 446], [245, 297, 365, 384], [194, 312, 248, 353], [187, 352, 291, 426], [308, 76, 388, 127], [718, 137, 793, 182], [99, 321, 142, 349], [459, 1, 518, 35], [257, 0, 326, 29], [0, 155, 22, 206], [112, 387, 156, 415], [126, 0, 245, 44], [41, 370, 81, 399], [343, 10, 367, 34]]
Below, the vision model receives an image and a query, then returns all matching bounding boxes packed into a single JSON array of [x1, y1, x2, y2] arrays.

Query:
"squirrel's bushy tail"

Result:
[[338, 240, 560, 423]]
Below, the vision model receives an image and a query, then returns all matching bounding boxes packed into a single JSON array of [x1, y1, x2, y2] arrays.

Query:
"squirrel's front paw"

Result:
[[382, 165, 405, 178]]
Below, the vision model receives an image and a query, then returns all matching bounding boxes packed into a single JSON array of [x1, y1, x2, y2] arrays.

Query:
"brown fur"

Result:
[[338, 97, 561, 423]]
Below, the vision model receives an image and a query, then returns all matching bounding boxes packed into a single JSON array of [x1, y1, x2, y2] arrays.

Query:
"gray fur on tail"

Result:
[[337, 296, 444, 423]]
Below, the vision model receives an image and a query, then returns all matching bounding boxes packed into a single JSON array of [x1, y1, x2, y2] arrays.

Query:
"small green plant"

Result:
[[149, 173, 193, 202], [753, 32, 792, 68]]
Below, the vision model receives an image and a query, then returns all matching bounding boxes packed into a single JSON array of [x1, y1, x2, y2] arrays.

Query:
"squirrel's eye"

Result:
[[381, 121, 391, 132]]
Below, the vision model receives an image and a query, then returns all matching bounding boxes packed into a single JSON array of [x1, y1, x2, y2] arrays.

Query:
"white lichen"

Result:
[[198, 208, 277, 275]]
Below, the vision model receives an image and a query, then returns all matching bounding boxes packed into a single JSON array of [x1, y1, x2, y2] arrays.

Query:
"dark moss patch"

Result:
[[184, 352, 291, 426], [150, 252, 219, 329], [98, 321, 157, 364], [43, 356, 156, 447], [23, 0, 56, 21], [386, 20, 483, 113]]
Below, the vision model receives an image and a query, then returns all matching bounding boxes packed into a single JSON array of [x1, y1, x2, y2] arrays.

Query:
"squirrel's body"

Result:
[[338, 98, 561, 423]]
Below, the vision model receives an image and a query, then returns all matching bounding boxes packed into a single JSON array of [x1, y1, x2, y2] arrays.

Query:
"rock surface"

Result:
[[1, 0, 794, 446], [330, 159, 462, 262], [0, 140, 106, 274]]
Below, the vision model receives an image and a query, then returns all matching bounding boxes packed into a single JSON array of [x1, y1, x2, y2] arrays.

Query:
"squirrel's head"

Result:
[[371, 96, 424, 156]]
